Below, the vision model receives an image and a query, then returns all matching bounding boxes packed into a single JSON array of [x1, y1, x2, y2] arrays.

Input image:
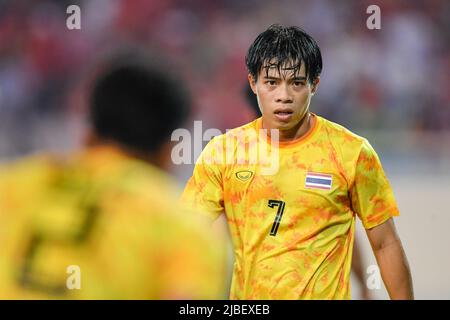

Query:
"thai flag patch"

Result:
[[305, 172, 333, 190]]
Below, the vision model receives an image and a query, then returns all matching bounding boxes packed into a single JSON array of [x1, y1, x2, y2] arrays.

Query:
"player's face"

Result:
[[249, 62, 319, 130]]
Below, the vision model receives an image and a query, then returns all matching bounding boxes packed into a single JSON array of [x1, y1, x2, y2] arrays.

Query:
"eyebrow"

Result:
[[263, 75, 307, 81]]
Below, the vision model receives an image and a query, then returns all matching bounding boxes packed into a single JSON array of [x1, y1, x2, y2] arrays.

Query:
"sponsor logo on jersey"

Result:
[[236, 170, 253, 182]]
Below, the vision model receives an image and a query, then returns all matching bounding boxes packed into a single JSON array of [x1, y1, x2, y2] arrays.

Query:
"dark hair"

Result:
[[90, 55, 190, 154], [245, 24, 322, 84]]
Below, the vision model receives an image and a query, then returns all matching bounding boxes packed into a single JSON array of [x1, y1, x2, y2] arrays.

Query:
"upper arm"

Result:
[[350, 139, 400, 229], [179, 137, 225, 220], [365, 218, 400, 252]]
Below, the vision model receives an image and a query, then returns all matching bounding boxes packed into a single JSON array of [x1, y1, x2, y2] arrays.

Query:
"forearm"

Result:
[[372, 238, 414, 299]]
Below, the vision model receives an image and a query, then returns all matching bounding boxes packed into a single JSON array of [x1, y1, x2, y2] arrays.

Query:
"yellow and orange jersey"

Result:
[[0, 146, 227, 299], [181, 113, 399, 299]]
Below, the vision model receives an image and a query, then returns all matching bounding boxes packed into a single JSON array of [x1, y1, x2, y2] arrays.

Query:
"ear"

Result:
[[311, 76, 320, 96], [248, 74, 257, 94]]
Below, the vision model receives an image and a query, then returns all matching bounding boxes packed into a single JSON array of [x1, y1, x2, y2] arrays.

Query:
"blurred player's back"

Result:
[[0, 54, 227, 299]]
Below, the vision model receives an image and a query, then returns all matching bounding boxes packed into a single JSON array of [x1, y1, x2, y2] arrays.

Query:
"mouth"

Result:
[[274, 109, 294, 121]]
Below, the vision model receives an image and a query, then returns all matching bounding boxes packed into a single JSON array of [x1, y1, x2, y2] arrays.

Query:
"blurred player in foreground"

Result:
[[182, 25, 413, 299], [0, 54, 227, 299]]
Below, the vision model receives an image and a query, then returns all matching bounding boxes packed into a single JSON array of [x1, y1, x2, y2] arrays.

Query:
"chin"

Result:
[[275, 120, 292, 128], [273, 116, 299, 129]]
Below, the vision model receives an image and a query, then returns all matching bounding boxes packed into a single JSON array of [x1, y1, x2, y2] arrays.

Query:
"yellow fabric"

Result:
[[181, 114, 399, 299], [0, 146, 227, 299]]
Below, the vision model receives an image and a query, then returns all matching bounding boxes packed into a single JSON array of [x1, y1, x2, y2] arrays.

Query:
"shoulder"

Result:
[[0, 154, 63, 216], [315, 116, 383, 184], [317, 115, 367, 146], [315, 115, 377, 159], [208, 118, 259, 145], [199, 118, 259, 161], [0, 154, 59, 186]]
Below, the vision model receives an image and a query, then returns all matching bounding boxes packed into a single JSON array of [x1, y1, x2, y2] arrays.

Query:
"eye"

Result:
[[265, 80, 276, 86], [293, 81, 305, 87]]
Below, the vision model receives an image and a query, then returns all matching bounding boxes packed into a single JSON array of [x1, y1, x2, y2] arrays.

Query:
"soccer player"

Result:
[[0, 54, 227, 299], [243, 81, 372, 299], [181, 25, 413, 299]]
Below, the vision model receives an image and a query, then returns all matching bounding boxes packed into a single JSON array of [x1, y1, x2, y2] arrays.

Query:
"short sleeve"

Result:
[[350, 139, 400, 229], [180, 137, 224, 220]]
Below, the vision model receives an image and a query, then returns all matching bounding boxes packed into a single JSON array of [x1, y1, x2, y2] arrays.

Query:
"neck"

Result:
[[85, 139, 162, 168]]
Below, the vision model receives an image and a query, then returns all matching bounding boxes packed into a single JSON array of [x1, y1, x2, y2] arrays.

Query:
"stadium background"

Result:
[[0, 0, 449, 299]]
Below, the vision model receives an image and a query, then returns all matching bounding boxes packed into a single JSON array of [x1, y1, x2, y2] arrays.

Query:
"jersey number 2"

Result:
[[18, 197, 100, 295], [268, 200, 285, 236]]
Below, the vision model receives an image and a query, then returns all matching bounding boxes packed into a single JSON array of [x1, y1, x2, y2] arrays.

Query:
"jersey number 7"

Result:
[[268, 200, 285, 236]]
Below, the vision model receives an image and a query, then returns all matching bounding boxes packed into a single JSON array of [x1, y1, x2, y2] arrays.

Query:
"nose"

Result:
[[275, 83, 293, 104]]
